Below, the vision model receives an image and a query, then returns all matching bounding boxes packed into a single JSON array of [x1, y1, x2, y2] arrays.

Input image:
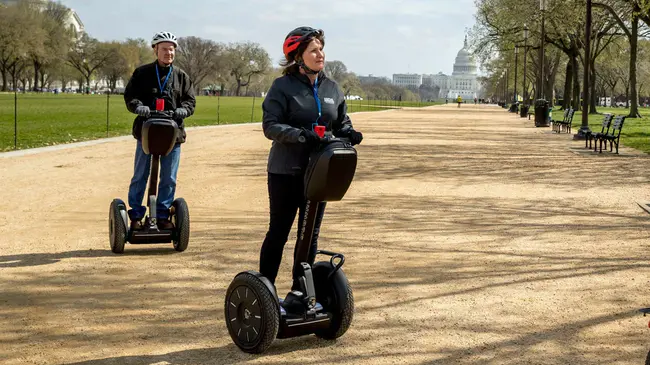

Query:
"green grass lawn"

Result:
[[0, 94, 264, 151], [0, 94, 440, 151]]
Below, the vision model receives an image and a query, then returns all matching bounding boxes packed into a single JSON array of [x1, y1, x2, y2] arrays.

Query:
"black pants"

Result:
[[259, 173, 326, 287]]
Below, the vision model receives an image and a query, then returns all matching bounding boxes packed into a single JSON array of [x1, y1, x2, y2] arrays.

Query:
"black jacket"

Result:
[[262, 71, 354, 175], [124, 61, 196, 143]]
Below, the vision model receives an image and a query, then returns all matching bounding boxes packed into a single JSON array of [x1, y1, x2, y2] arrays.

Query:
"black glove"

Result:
[[347, 129, 363, 145], [174, 107, 188, 119], [298, 128, 321, 145], [135, 105, 150, 117]]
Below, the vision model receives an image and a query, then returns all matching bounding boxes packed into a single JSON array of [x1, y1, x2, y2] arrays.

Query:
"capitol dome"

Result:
[[453, 36, 477, 76]]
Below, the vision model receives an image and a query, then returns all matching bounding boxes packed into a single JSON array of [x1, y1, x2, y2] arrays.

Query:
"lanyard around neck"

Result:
[[155, 63, 172, 95], [312, 77, 321, 119]]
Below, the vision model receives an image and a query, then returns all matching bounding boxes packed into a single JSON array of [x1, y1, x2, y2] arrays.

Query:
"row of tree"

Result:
[[0, 0, 275, 95], [471, 0, 650, 117], [0, 0, 426, 100]]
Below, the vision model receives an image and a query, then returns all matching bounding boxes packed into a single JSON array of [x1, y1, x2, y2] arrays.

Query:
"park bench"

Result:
[[594, 115, 626, 154], [550, 108, 568, 132], [552, 108, 574, 133], [584, 113, 613, 149]]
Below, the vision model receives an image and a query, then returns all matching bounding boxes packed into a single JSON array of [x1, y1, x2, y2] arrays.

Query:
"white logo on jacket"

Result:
[[324, 97, 335, 104]]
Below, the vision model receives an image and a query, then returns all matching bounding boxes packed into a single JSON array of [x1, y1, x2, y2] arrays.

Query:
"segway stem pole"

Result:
[[295, 199, 320, 265], [146, 154, 160, 220]]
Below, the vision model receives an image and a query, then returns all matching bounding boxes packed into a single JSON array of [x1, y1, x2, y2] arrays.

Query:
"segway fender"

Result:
[[238, 270, 280, 308], [120, 207, 129, 235]]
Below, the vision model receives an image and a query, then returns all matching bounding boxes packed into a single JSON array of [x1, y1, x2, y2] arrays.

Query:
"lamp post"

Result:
[[576, 0, 592, 139], [539, 0, 547, 101], [505, 68, 509, 106], [523, 25, 529, 104], [520, 25, 529, 117], [502, 70, 506, 105], [514, 46, 519, 106]]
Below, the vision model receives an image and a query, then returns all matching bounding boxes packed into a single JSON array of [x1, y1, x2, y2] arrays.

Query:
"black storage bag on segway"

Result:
[[141, 117, 179, 156], [304, 139, 358, 202]]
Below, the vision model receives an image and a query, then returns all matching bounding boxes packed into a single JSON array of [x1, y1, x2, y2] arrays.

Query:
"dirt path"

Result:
[[3, 104, 650, 364]]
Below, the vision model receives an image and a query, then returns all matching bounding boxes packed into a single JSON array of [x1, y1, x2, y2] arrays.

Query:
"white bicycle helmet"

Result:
[[151, 31, 178, 48]]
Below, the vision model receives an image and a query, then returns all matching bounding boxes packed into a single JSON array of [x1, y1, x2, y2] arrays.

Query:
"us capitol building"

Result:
[[392, 36, 481, 100]]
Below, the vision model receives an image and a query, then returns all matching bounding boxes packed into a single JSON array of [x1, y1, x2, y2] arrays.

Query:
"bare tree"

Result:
[[224, 42, 271, 96], [67, 32, 111, 94], [174, 36, 224, 93], [97, 42, 128, 92], [324, 60, 348, 83]]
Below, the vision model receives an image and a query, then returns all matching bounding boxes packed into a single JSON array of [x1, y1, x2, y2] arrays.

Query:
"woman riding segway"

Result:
[[224, 26, 363, 353]]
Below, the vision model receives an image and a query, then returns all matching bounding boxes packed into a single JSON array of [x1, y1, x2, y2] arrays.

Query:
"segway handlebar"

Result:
[[320, 134, 357, 146], [147, 110, 174, 119]]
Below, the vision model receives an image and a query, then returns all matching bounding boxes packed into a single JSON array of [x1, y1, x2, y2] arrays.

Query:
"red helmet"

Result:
[[283, 27, 324, 60]]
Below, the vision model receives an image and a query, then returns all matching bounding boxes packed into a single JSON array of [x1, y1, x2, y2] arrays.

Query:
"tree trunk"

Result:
[[629, 15, 641, 117], [235, 77, 242, 97], [1, 69, 7, 91], [625, 86, 629, 108], [589, 60, 598, 114], [33, 59, 40, 92], [572, 53, 581, 111], [546, 54, 560, 107], [563, 60, 572, 110]]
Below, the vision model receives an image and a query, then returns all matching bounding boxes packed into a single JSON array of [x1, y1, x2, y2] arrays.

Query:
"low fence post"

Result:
[[106, 93, 110, 137], [14, 88, 17, 150], [251, 94, 256, 123]]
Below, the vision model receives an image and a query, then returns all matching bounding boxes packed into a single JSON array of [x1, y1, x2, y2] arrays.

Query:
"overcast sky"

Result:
[[57, 0, 478, 78]]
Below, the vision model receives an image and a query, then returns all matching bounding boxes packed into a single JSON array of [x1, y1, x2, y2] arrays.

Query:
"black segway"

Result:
[[224, 130, 358, 353], [109, 111, 190, 254]]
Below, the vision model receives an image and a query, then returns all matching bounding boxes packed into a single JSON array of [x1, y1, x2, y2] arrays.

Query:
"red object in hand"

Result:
[[314, 125, 325, 138], [155, 99, 165, 111]]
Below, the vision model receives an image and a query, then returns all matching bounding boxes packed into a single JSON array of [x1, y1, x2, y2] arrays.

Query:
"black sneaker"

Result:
[[157, 218, 174, 230], [130, 219, 143, 231]]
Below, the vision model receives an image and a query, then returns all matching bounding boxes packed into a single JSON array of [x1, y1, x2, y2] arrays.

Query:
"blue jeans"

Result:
[[128, 140, 181, 221]]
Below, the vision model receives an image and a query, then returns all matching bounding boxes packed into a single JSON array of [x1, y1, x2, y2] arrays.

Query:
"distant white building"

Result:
[[392, 36, 481, 100], [358, 74, 390, 85], [392, 73, 422, 88], [67, 9, 85, 35]]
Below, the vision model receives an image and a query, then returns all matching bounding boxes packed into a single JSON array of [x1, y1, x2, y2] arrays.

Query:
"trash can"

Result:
[[519, 104, 529, 118], [534, 99, 550, 127]]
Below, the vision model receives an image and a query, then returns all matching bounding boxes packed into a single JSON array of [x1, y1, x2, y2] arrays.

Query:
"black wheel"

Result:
[[312, 261, 354, 339], [646, 349, 650, 365], [171, 198, 189, 252], [224, 272, 279, 353], [109, 199, 127, 254]]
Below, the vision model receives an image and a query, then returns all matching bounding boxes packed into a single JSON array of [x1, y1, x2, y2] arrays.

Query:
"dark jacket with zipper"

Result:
[[262, 71, 354, 175], [124, 61, 196, 143]]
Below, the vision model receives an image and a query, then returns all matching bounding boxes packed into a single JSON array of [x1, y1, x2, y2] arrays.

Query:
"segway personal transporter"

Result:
[[224, 127, 358, 353], [108, 110, 190, 254]]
